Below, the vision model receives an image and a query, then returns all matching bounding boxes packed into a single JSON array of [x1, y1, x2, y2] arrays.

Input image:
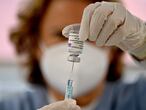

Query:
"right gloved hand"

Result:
[[38, 99, 81, 110], [62, 2, 146, 60]]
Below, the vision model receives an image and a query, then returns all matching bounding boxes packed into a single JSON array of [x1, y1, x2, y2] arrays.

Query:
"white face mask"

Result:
[[40, 42, 109, 98]]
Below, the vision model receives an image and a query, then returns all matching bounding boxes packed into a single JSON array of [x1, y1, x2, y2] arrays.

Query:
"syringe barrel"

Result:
[[65, 79, 73, 99]]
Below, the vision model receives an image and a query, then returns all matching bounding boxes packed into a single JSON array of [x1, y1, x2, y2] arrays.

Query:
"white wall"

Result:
[[0, 0, 22, 62]]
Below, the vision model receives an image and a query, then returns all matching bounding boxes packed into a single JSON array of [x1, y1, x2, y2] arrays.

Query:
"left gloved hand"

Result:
[[62, 2, 146, 60], [38, 99, 81, 110]]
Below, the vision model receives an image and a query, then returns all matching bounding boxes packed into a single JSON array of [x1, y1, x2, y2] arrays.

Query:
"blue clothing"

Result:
[[0, 86, 48, 110], [0, 78, 146, 110], [96, 78, 146, 110]]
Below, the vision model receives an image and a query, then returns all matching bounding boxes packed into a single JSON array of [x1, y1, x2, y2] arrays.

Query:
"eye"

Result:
[[55, 30, 64, 37], [53, 30, 67, 40], [49, 27, 67, 40]]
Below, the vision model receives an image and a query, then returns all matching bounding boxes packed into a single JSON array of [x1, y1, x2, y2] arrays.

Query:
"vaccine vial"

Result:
[[68, 30, 84, 63]]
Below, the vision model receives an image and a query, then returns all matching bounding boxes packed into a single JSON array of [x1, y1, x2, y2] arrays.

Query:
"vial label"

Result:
[[68, 32, 83, 55]]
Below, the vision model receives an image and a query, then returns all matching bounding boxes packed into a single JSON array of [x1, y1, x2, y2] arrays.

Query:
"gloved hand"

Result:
[[38, 99, 81, 110], [62, 2, 146, 60]]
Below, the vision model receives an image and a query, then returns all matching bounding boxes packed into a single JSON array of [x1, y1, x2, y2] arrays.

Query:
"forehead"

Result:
[[41, 1, 90, 31], [40, 0, 90, 45]]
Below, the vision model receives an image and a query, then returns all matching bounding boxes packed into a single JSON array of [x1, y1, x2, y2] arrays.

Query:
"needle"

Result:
[[71, 61, 74, 73]]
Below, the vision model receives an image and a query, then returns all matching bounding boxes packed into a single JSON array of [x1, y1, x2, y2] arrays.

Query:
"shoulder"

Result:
[[0, 85, 48, 110], [111, 77, 146, 95], [105, 78, 146, 100], [113, 78, 146, 109], [101, 78, 146, 110]]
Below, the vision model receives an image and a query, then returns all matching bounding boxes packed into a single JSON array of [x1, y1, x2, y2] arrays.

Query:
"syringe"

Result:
[[65, 61, 74, 99], [65, 79, 73, 99], [65, 30, 84, 99]]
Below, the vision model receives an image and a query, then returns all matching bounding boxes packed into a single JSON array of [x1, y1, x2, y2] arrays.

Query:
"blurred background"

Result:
[[0, 0, 146, 99]]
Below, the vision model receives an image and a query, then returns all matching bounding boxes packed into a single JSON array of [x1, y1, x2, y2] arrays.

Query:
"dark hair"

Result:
[[10, 0, 120, 88], [106, 47, 124, 82]]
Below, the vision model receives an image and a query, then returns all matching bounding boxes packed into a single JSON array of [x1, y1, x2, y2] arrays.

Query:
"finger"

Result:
[[105, 24, 125, 49], [66, 100, 81, 110], [65, 99, 77, 105], [105, 20, 134, 51], [89, 2, 114, 42], [62, 24, 80, 38], [64, 99, 79, 110], [38, 100, 66, 110], [79, 2, 101, 41], [96, 3, 126, 46], [38, 105, 50, 110], [75, 105, 81, 110], [70, 105, 81, 110]]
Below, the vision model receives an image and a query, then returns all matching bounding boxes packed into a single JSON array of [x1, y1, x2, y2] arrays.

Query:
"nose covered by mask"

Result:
[[40, 42, 109, 98]]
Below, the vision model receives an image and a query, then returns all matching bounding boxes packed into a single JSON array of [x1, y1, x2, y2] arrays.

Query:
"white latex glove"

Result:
[[62, 2, 146, 60], [38, 99, 81, 110]]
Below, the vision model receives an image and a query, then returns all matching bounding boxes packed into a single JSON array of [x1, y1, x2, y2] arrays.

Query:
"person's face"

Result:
[[39, 0, 106, 107]]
